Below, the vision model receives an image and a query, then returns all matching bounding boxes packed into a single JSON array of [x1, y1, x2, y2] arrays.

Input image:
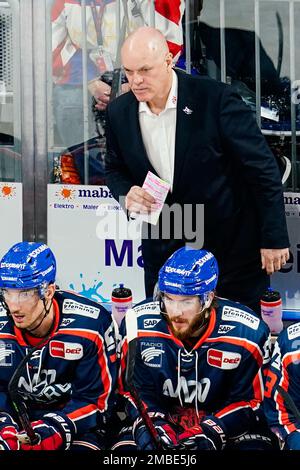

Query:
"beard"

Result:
[[166, 310, 209, 341]]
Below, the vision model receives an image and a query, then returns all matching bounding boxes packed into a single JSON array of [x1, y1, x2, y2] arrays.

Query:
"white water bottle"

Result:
[[260, 287, 283, 334], [111, 284, 132, 327]]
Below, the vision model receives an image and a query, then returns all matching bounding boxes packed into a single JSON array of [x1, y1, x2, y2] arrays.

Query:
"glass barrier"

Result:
[[0, 0, 21, 183]]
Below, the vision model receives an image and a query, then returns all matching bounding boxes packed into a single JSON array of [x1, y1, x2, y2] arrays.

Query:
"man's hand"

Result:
[[88, 79, 130, 111], [18, 412, 74, 451], [0, 412, 20, 451], [126, 186, 156, 215], [260, 248, 290, 274], [88, 79, 111, 110]]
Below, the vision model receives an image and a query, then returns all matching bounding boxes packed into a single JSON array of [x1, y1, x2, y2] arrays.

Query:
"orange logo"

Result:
[[55, 186, 76, 201], [0, 184, 16, 198]]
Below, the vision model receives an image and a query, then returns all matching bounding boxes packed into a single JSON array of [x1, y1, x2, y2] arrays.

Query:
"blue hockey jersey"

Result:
[[0, 290, 117, 437], [264, 322, 300, 449], [118, 298, 271, 437]]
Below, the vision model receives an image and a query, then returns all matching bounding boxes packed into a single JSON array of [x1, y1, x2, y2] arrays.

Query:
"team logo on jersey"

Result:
[[207, 349, 241, 369], [287, 323, 300, 340], [143, 318, 161, 329], [62, 299, 100, 319], [0, 341, 14, 366], [60, 318, 75, 327], [221, 306, 259, 330], [163, 377, 211, 403], [217, 324, 236, 335], [0, 321, 8, 331], [50, 341, 83, 360], [140, 341, 165, 368]]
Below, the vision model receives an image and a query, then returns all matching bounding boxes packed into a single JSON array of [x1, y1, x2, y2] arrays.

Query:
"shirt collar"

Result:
[[139, 69, 178, 115]]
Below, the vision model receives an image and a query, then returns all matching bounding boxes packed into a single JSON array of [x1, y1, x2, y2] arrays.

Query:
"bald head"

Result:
[[121, 27, 174, 111], [121, 27, 170, 63]]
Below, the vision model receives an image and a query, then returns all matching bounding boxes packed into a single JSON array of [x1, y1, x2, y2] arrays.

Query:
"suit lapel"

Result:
[[173, 71, 197, 192]]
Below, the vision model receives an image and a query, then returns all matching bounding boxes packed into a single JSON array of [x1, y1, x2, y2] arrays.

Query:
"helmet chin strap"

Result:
[[26, 297, 54, 336]]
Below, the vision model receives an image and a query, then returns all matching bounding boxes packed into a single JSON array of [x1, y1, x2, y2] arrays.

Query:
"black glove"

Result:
[[178, 416, 226, 450], [133, 412, 178, 450]]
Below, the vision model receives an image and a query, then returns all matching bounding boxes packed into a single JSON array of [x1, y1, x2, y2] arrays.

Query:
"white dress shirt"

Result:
[[138, 70, 178, 191]]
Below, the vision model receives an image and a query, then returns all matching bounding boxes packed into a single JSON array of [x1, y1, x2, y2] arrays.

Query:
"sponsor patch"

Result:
[[143, 318, 161, 329], [60, 318, 75, 327], [0, 321, 8, 331], [50, 341, 83, 360], [217, 324, 236, 335], [0, 341, 14, 366], [287, 322, 300, 340], [62, 299, 100, 319], [207, 349, 241, 369], [221, 306, 259, 330], [134, 302, 159, 314], [140, 341, 165, 368]]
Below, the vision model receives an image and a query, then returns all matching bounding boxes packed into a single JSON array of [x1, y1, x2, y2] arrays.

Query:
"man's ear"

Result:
[[166, 52, 173, 68], [204, 291, 215, 309], [44, 283, 56, 301]]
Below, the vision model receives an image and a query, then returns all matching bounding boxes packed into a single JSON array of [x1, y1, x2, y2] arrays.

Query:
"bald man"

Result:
[[105, 27, 289, 314]]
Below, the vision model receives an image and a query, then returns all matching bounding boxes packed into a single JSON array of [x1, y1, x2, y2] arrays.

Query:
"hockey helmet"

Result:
[[158, 247, 218, 302], [0, 242, 56, 299]]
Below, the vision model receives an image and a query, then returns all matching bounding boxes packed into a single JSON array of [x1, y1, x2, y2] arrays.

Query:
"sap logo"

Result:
[[141, 342, 164, 368], [105, 240, 143, 268], [143, 319, 160, 329], [78, 187, 113, 199], [0, 321, 8, 331], [60, 318, 75, 327], [50, 341, 83, 360], [163, 377, 211, 404], [217, 324, 235, 335], [207, 349, 241, 369]]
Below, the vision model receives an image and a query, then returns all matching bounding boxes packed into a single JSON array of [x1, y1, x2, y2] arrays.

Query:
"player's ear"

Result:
[[44, 283, 56, 301]]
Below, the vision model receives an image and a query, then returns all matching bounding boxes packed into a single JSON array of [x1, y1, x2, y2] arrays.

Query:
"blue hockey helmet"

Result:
[[0, 242, 56, 298], [158, 247, 218, 300]]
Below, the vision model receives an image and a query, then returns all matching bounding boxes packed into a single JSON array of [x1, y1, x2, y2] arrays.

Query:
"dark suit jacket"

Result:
[[105, 70, 289, 276]]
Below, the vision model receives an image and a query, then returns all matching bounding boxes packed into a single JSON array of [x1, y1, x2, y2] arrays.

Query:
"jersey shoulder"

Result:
[[214, 297, 269, 342], [133, 300, 166, 333], [55, 290, 113, 332], [277, 321, 300, 353]]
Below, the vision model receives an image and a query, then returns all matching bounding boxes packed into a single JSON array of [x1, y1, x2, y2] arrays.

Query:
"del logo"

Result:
[[141, 342, 165, 368], [50, 341, 83, 360], [143, 319, 160, 329], [207, 349, 241, 370]]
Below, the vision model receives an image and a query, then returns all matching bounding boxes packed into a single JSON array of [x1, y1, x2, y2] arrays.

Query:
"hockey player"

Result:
[[114, 247, 277, 450], [0, 242, 117, 451], [264, 324, 300, 449]]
